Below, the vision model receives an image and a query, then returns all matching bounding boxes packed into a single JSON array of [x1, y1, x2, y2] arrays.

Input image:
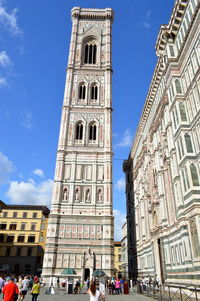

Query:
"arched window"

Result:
[[184, 133, 193, 153], [175, 79, 182, 94], [91, 84, 98, 100], [179, 102, 187, 121], [89, 122, 97, 141], [190, 163, 200, 186], [75, 122, 83, 140], [79, 83, 86, 99], [84, 41, 97, 64], [190, 218, 200, 257]]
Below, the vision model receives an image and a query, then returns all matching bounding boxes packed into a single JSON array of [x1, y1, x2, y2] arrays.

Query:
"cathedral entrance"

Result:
[[84, 268, 90, 281]]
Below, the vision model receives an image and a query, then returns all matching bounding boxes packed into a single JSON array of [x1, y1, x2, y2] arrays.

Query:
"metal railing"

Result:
[[138, 283, 200, 301]]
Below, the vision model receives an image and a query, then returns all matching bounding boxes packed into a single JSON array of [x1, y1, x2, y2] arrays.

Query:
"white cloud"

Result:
[[140, 9, 152, 29], [0, 1, 21, 35], [0, 152, 14, 184], [114, 209, 126, 241], [0, 77, 7, 87], [0, 51, 12, 68], [20, 109, 33, 130], [6, 178, 53, 207], [115, 128, 132, 148], [140, 22, 151, 29], [33, 169, 45, 178], [115, 178, 125, 191], [146, 10, 152, 19]]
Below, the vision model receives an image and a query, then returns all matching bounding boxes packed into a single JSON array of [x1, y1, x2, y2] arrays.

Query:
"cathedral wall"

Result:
[[124, 0, 200, 285]]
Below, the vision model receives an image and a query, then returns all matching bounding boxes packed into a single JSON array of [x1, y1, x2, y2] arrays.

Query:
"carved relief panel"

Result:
[[64, 164, 71, 180], [97, 165, 104, 181]]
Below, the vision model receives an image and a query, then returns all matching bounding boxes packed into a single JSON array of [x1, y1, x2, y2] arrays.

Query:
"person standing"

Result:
[[16, 278, 23, 301], [87, 282, 100, 301], [0, 275, 5, 295], [115, 278, 120, 295], [21, 277, 29, 300], [2, 277, 19, 301], [30, 279, 40, 301]]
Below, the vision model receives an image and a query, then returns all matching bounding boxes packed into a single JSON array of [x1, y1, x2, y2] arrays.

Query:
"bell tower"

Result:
[[42, 7, 114, 281]]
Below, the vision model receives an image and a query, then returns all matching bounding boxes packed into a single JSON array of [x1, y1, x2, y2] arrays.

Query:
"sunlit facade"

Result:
[[124, 0, 200, 285]]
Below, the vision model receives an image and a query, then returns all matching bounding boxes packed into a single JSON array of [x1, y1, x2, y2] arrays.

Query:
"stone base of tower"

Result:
[[42, 245, 114, 286]]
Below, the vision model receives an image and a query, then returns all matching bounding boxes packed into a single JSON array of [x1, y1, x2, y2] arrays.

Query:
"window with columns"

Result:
[[84, 41, 97, 64], [75, 122, 83, 140], [91, 83, 98, 100], [79, 83, 86, 100], [89, 122, 97, 141]]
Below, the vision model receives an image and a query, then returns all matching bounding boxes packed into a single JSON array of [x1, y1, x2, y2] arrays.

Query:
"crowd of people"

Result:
[[137, 274, 161, 293], [0, 275, 41, 301], [73, 277, 132, 296], [86, 278, 132, 301]]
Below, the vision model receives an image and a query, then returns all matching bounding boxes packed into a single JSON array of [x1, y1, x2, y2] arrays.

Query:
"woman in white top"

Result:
[[88, 281, 100, 301]]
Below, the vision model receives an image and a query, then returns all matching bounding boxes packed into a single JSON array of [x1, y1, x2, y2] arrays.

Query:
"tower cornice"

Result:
[[71, 7, 114, 22]]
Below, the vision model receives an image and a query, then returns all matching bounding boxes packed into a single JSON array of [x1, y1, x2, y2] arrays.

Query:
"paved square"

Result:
[[34, 288, 152, 301]]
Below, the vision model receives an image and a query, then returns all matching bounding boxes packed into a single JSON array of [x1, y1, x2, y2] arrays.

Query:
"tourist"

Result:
[[111, 278, 115, 295], [108, 280, 112, 295], [115, 278, 120, 295], [86, 277, 90, 290], [123, 279, 129, 294], [2, 277, 19, 301], [21, 276, 29, 300], [61, 278, 66, 288], [120, 278, 124, 294], [16, 277, 23, 301], [87, 281, 100, 301], [0, 275, 5, 295], [30, 279, 40, 301]]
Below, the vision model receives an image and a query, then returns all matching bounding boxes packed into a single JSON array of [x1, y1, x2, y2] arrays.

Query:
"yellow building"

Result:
[[114, 241, 122, 278], [0, 200, 49, 275]]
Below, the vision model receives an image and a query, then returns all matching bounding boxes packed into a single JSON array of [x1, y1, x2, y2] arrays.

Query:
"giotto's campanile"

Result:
[[42, 7, 114, 282]]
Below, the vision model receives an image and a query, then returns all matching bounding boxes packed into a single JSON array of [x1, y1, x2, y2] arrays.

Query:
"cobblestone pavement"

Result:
[[33, 288, 152, 301]]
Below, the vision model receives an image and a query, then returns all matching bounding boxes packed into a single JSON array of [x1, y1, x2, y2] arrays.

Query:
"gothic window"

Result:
[[75, 122, 83, 140], [184, 133, 193, 153], [84, 41, 97, 64], [179, 102, 187, 121], [175, 79, 182, 94], [79, 83, 86, 99], [89, 122, 97, 141], [190, 218, 200, 257], [91, 84, 98, 100], [190, 163, 200, 186]]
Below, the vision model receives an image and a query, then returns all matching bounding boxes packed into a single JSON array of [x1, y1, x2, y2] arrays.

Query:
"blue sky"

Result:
[[0, 0, 174, 240]]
